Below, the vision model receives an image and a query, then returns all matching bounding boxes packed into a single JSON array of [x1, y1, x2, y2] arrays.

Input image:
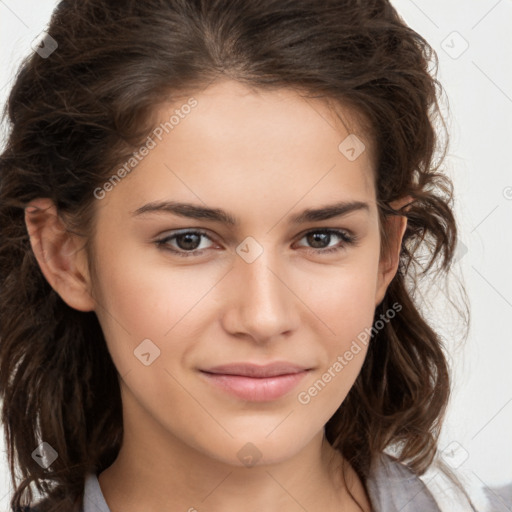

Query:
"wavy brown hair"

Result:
[[0, 0, 471, 510]]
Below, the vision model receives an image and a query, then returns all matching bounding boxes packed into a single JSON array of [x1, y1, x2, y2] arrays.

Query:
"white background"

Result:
[[1, 1, 511, 510]]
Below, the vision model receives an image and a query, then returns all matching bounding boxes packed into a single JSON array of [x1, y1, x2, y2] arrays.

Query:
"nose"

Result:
[[221, 245, 300, 344]]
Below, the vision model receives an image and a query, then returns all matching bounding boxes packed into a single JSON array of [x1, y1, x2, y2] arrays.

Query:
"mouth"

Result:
[[199, 362, 312, 402]]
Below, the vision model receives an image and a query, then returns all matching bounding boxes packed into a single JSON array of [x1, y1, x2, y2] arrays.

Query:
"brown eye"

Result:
[[296, 229, 356, 254], [174, 232, 202, 251], [156, 230, 215, 257], [306, 231, 331, 249]]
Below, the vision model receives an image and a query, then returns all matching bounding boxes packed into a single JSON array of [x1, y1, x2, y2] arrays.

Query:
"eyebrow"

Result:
[[131, 200, 369, 225]]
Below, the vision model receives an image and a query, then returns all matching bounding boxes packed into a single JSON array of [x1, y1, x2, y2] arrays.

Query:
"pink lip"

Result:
[[199, 362, 312, 402]]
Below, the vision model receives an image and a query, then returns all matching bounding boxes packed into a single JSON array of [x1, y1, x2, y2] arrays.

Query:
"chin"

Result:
[[205, 431, 313, 469]]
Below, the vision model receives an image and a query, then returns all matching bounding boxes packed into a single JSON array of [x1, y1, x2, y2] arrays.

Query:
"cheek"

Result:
[[297, 248, 379, 395], [315, 275, 376, 327], [306, 251, 379, 340], [295, 271, 376, 416], [89, 237, 188, 368]]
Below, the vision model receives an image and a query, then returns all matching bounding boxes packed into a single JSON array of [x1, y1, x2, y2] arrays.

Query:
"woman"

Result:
[[0, 1, 477, 510]]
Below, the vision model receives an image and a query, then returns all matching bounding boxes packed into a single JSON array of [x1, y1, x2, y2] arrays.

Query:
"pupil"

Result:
[[177, 233, 201, 250], [308, 232, 329, 248]]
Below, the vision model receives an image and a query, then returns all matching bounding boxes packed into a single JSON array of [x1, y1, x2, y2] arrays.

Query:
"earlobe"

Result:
[[24, 198, 96, 312]]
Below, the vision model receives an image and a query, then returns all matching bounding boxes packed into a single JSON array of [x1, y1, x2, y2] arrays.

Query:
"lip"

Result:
[[203, 362, 311, 378], [199, 362, 312, 402]]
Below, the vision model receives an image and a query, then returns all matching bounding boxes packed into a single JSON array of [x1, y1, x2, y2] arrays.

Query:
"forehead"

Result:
[[97, 80, 376, 220], [161, 80, 374, 175]]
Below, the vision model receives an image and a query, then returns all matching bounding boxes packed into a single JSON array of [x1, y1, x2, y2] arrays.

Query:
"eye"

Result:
[[295, 229, 357, 254], [155, 228, 357, 258], [155, 229, 216, 257]]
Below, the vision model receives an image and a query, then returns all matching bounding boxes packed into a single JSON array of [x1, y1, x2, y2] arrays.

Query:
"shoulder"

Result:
[[12, 491, 84, 512], [366, 452, 486, 512], [366, 452, 443, 512], [12, 472, 108, 512]]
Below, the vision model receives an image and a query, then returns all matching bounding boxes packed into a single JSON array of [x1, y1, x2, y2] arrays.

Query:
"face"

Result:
[[32, 79, 406, 468]]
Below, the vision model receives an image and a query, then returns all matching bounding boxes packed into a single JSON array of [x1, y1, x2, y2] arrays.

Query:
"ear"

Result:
[[374, 195, 413, 307], [24, 198, 95, 312]]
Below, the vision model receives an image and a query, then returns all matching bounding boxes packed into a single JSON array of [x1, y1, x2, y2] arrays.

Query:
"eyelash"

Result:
[[155, 228, 357, 258]]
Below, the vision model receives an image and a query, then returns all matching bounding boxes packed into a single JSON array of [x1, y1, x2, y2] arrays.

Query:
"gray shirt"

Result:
[[79, 453, 442, 512]]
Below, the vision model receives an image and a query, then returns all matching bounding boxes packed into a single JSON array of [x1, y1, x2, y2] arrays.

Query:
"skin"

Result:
[[26, 79, 409, 512]]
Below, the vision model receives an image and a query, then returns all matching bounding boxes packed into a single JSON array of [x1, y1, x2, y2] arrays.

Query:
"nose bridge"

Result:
[[224, 239, 297, 340]]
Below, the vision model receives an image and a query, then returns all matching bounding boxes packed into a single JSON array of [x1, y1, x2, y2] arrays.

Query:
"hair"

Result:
[[0, 0, 473, 510]]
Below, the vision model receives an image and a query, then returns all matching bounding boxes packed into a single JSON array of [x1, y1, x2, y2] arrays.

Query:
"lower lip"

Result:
[[199, 371, 309, 402]]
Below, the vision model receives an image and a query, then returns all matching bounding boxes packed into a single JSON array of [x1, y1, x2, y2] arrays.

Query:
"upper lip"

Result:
[[201, 362, 311, 378]]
